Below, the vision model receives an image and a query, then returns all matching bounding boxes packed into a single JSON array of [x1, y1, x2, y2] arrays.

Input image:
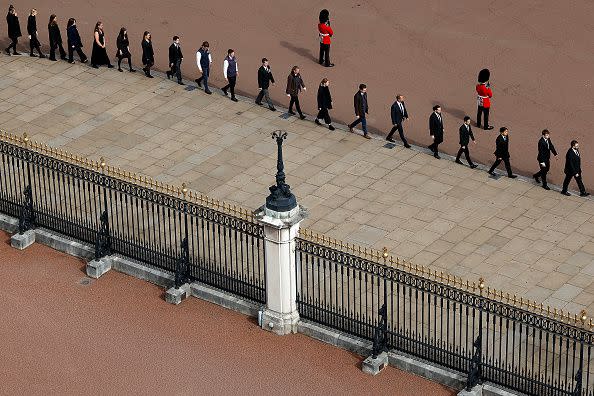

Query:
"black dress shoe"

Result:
[[470, 164, 478, 169], [231, 97, 238, 102], [39, 54, 46, 59], [325, 63, 335, 67], [178, 81, 184, 85], [107, 64, 114, 68], [255, 101, 262, 105], [288, 110, 296, 115], [561, 191, 571, 196], [14, 52, 22, 56], [485, 126, 494, 130], [91, 64, 98, 68], [222, 88, 228, 96], [542, 185, 551, 190], [328, 125, 335, 130], [455, 160, 463, 165], [315, 119, 322, 126], [30, 53, 37, 57], [205, 90, 212, 95], [299, 114, 306, 120], [129, 69, 136, 73], [386, 137, 396, 143], [533, 174, 540, 184], [404, 144, 411, 148], [166, 71, 171, 79], [4, 48, 10, 56], [488, 171, 496, 176], [581, 192, 590, 197], [434, 154, 441, 159], [118, 68, 123, 72], [195, 78, 202, 88], [508, 174, 517, 178], [269, 107, 276, 111]]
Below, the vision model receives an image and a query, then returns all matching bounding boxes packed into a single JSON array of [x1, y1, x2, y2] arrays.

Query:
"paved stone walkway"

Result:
[[2, 55, 594, 319]]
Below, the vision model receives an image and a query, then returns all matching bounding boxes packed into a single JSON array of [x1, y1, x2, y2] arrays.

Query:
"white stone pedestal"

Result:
[[86, 256, 113, 279], [458, 385, 483, 396], [255, 204, 307, 335], [11, 230, 35, 250], [362, 352, 389, 375], [165, 283, 191, 305]]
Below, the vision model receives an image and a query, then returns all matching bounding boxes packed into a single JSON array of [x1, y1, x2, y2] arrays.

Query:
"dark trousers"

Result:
[[533, 162, 550, 186], [489, 157, 513, 176], [428, 139, 442, 155], [170, 60, 182, 82], [50, 42, 66, 60], [68, 46, 86, 63], [387, 124, 409, 146], [319, 43, 330, 66], [117, 55, 133, 70], [6, 37, 18, 53], [562, 174, 586, 194], [289, 94, 303, 115], [316, 108, 331, 124], [29, 37, 43, 56], [350, 117, 368, 134], [222, 75, 237, 98], [256, 88, 274, 108], [456, 146, 474, 165], [196, 68, 210, 92], [477, 106, 490, 128]]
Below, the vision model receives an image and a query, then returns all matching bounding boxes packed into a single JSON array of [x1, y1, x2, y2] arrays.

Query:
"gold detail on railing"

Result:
[[22, 132, 29, 147], [581, 310, 587, 325]]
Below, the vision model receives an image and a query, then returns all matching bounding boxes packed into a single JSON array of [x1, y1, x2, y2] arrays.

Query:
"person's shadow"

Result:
[[280, 41, 318, 64]]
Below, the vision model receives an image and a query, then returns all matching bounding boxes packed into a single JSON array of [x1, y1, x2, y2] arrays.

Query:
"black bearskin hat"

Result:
[[478, 68, 490, 83], [319, 9, 329, 23]]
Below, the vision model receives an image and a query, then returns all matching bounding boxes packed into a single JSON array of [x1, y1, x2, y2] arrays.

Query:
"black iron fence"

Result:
[[0, 134, 266, 303], [296, 231, 594, 396]]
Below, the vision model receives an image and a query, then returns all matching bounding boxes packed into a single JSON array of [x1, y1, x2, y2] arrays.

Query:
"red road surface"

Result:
[[4, 0, 591, 188], [0, 231, 455, 395]]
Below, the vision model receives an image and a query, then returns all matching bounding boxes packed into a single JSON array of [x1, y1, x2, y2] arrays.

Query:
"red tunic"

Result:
[[476, 83, 493, 108], [318, 23, 333, 45]]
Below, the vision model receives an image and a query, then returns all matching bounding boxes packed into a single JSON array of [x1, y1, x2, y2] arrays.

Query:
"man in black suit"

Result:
[[386, 94, 411, 148], [488, 127, 517, 178], [428, 105, 444, 158], [167, 36, 183, 85], [348, 84, 371, 139], [455, 116, 478, 168], [561, 140, 589, 197], [255, 58, 276, 111], [532, 129, 557, 190]]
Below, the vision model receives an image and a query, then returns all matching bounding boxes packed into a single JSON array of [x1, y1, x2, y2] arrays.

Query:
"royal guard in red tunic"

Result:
[[476, 68, 494, 130], [318, 9, 334, 67]]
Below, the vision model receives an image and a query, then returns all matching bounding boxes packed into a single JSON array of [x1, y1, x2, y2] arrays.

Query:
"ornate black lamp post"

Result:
[[265, 130, 297, 212]]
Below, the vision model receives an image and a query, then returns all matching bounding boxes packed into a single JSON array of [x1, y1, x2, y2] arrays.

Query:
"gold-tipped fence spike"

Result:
[[580, 310, 587, 324]]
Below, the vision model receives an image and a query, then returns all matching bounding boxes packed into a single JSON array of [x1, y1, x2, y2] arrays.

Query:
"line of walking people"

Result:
[[4, 5, 589, 197]]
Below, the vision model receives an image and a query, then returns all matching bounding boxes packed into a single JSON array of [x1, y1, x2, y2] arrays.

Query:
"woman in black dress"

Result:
[[91, 21, 112, 69], [315, 78, 335, 130], [5, 5, 22, 56], [66, 18, 87, 64], [115, 27, 135, 72], [48, 14, 66, 61], [141, 31, 154, 78]]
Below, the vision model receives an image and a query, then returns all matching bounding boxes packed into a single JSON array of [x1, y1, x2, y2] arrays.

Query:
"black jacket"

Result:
[[7, 13, 21, 39], [564, 148, 581, 176], [168, 43, 183, 65], [390, 100, 408, 125], [116, 35, 131, 58], [317, 85, 332, 110], [257, 65, 275, 89], [429, 112, 444, 142], [142, 39, 154, 65], [27, 15, 37, 36], [494, 134, 510, 159], [459, 124, 475, 146], [67, 25, 82, 48], [353, 91, 368, 117], [48, 22, 62, 45], [537, 137, 557, 163]]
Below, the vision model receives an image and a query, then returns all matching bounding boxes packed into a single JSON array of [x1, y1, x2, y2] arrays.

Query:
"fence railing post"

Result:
[[573, 339, 584, 396], [11, 134, 37, 250], [255, 130, 307, 335]]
